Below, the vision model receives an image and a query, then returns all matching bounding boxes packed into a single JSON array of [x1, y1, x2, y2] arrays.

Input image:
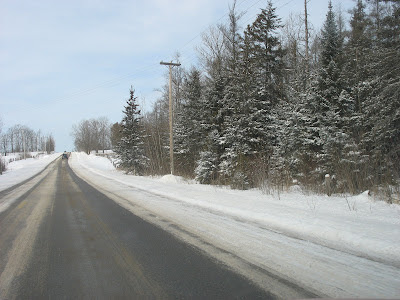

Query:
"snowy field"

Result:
[[0, 152, 60, 193], [69, 152, 400, 298]]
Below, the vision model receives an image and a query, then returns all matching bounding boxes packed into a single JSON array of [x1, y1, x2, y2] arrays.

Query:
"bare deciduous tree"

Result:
[[71, 117, 111, 154], [98, 117, 111, 153], [0, 123, 54, 155]]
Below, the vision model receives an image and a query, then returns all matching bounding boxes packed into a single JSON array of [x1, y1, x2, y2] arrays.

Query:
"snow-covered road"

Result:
[[69, 152, 400, 298], [0, 153, 60, 192], [0, 153, 60, 213]]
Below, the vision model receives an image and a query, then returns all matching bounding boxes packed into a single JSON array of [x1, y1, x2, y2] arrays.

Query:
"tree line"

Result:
[[97, 0, 400, 198], [0, 122, 55, 155]]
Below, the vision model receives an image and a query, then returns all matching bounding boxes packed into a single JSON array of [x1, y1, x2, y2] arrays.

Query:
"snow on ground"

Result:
[[69, 152, 400, 298], [0, 153, 60, 192]]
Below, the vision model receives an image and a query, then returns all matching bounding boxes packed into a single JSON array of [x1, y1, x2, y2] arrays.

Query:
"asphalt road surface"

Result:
[[0, 158, 276, 299]]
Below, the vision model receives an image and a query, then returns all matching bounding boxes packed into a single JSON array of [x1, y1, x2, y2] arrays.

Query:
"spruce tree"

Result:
[[336, 0, 373, 191], [115, 87, 147, 175], [245, 0, 285, 103], [174, 67, 204, 175], [194, 74, 226, 184], [218, 1, 285, 188], [296, 1, 350, 190], [362, 0, 400, 186], [318, 1, 343, 108], [217, 3, 249, 184], [244, 0, 285, 151]]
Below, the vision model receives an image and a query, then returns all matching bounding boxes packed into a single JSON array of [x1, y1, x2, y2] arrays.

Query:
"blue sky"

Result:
[[0, 0, 355, 152]]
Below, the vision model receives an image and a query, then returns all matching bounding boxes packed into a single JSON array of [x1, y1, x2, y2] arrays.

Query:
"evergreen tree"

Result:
[[318, 1, 343, 108], [345, 0, 372, 133], [333, 0, 373, 191], [244, 1, 285, 103], [218, 70, 250, 185], [362, 0, 400, 186], [195, 75, 226, 184], [195, 148, 219, 184], [290, 76, 325, 187], [295, 1, 350, 190], [115, 87, 147, 175], [217, 2, 249, 184], [137, 0, 400, 196], [320, 1, 341, 68], [244, 0, 285, 152], [174, 67, 204, 175], [218, 1, 285, 188], [194, 18, 232, 184]]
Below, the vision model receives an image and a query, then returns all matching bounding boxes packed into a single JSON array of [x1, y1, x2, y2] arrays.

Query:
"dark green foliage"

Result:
[[140, 0, 399, 197], [115, 87, 148, 175], [320, 1, 341, 68], [174, 68, 205, 175]]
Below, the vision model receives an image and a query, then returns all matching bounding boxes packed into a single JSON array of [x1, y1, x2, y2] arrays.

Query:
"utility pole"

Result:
[[160, 60, 181, 175], [304, 0, 310, 73], [23, 129, 26, 160]]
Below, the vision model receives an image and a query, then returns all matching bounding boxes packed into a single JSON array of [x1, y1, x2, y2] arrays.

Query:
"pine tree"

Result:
[[245, 1, 285, 103], [288, 75, 325, 188], [333, 0, 373, 191], [194, 74, 226, 184], [362, 0, 400, 186], [346, 0, 372, 131], [115, 87, 148, 175], [294, 1, 351, 190], [217, 2, 249, 184], [244, 0, 285, 152], [320, 1, 340, 68], [195, 148, 218, 184], [174, 67, 204, 176], [318, 1, 343, 108], [217, 1, 285, 188]]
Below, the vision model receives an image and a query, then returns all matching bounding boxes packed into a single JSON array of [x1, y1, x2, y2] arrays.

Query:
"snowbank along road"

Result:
[[0, 157, 311, 299], [69, 152, 400, 299]]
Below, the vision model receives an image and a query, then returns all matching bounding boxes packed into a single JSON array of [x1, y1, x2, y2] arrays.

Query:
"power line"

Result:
[[169, 0, 276, 68], [177, 0, 257, 53], [239, 0, 299, 27], [6, 62, 162, 114], [7, 1, 263, 114], [10, 0, 303, 114]]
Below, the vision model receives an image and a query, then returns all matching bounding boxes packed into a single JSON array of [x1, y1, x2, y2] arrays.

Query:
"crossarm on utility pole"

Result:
[[160, 61, 181, 67]]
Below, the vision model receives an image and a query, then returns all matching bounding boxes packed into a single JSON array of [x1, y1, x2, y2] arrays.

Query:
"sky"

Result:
[[0, 0, 357, 152]]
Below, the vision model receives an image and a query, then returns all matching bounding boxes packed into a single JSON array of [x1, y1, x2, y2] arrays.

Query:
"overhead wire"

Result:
[[239, 0, 298, 28], [168, 0, 272, 68], [11, 0, 302, 114], [8, 62, 162, 114], [177, 0, 298, 69], [177, 0, 256, 54]]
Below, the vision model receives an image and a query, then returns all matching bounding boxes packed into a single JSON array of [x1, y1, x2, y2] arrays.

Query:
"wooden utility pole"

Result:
[[23, 129, 26, 160], [304, 0, 310, 73], [160, 61, 181, 175]]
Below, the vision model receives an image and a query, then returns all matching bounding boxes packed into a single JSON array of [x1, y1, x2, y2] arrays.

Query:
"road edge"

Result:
[[67, 158, 321, 299]]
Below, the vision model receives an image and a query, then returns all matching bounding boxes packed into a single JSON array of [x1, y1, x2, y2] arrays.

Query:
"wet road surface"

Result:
[[0, 159, 272, 299]]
